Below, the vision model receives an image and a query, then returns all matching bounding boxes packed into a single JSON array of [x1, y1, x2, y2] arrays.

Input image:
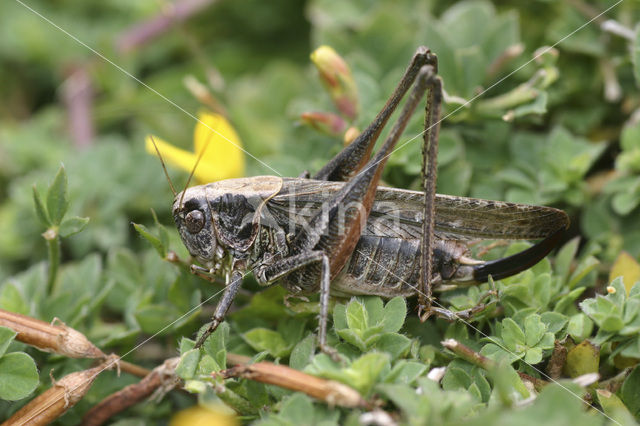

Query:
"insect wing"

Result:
[[266, 179, 568, 242]]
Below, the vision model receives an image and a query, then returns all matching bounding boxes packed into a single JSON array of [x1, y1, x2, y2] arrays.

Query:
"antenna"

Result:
[[178, 128, 215, 210], [149, 135, 177, 197]]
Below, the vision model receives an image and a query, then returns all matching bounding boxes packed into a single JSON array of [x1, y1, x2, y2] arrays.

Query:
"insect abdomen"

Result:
[[332, 235, 421, 297]]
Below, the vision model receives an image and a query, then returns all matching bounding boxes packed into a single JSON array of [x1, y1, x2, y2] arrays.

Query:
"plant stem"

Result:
[[47, 236, 60, 295]]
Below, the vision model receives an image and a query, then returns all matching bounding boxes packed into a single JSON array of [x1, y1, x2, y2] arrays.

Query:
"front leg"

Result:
[[194, 267, 245, 349], [256, 251, 333, 354]]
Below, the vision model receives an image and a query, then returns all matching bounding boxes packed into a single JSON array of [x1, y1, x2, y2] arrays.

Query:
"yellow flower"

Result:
[[145, 112, 245, 185], [170, 405, 237, 426]]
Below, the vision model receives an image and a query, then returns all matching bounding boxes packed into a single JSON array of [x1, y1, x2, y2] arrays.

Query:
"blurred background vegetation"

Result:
[[2, 0, 640, 424]]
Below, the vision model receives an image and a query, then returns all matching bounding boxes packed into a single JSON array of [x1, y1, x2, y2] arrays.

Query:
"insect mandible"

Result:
[[168, 47, 569, 354]]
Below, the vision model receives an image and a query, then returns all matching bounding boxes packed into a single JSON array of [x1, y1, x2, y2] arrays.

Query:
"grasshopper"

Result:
[[169, 47, 569, 353]]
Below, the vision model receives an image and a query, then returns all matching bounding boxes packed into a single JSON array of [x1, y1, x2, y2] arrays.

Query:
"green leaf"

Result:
[[555, 237, 579, 284], [0, 327, 17, 358], [176, 349, 201, 380], [203, 322, 229, 370], [471, 368, 492, 403], [633, 23, 640, 87], [580, 289, 625, 333], [345, 352, 390, 395], [0, 283, 29, 315], [609, 251, 640, 295], [621, 120, 640, 152], [242, 328, 290, 358], [523, 347, 543, 364], [32, 185, 51, 226], [442, 366, 472, 391], [490, 360, 529, 403], [568, 256, 599, 289], [564, 340, 599, 378], [383, 361, 426, 385], [336, 328, 367, 351], [132, 222, 166, 258], [197, 355, 219, 377], [290, 333, 315, 370], [512, 91, 548, 118], [620, 365, 640, 417], [524, 315, 546, 347], [373, 333, 411, 360], [380, 297, 406, 333], [59, 216, 89, 238], [305, 353, 342, 379], [555, 287, 586, 314], [363, 297, 384, 325], [333, 303, 347, 330], [501, 318, 525, 351], [612, 190, 640, 215], [480, 343, 519, 364], [277, 393, 315, 424], [0, 352, 39, 400], [278, 318, 307, 347], [150, 208, 170, 251], [566, 313, 593, 342], [135, 304, 178, 334], [46, 165, 69, 226], [179, 337, 195, 354], [540, 312, 568, 335], [596, 389, 637, 425], [345, 299, 368, 333], [377, 383, 430, 421]]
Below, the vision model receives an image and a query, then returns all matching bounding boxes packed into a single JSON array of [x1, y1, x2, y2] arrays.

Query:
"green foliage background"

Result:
[[2, 0, 640, 424]]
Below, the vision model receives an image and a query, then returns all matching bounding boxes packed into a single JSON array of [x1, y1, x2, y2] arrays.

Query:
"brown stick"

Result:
[[442, 339, 494, 369], [599, 368, 632, 394], [81, 358, 180, 426], [0, 309, 104, 359], [442, 339, 548, 391], [220, 362, 366, 408], [2, 363, 111, 426], [118, 360, 151, 378], [546, 340, 567, 380], [0, 309, 151, 379], [115, 0, 217, 53], [61, 63, 95, 148], [226, 352, 251, 366]]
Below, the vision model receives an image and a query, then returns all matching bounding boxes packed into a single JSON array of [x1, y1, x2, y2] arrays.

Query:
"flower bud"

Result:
[[300, 111, 346, 136], [343, 126, 360, 146], [311, 46, 359, 120]]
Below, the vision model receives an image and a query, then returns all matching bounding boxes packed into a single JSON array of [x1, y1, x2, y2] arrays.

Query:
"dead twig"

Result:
[[60, 63, 94, 148], [2, 362, 113, 426], [0, 309, 104, 359], [546, 340, 568, 380], [220, 361, 367, 408], [0, 309, 149, 378], [442, 338, 548, 391], [81, 358, 180, 426], [115, 0, 217, 53]]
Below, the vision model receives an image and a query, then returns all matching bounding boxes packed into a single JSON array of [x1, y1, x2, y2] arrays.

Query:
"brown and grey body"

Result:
[[242, 176, 567, 297], [175, 47, 571, 352]]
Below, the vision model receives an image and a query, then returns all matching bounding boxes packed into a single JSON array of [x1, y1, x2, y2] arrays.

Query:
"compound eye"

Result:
[[185, 210, 205, 234]]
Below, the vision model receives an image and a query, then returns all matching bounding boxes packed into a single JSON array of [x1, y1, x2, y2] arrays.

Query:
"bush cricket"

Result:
[[162, 46, 569, 354]]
